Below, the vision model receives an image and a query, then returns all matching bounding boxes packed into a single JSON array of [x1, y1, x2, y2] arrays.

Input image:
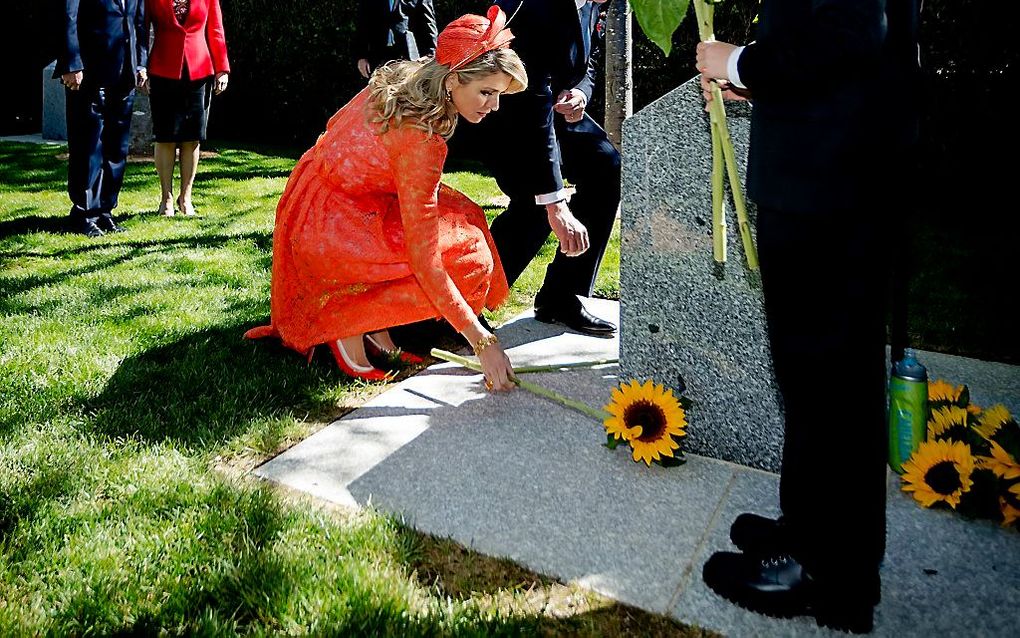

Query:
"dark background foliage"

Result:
[[4, 1, 1018, 363]]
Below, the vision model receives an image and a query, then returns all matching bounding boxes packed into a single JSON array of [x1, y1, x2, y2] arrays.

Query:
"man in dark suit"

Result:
[[355, 0, 438, 79], [465, 0, 618, 336], [55, 0, 148, 237], [696, 0, 921, 633]]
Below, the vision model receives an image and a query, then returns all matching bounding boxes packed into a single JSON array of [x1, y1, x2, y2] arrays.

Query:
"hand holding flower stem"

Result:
[[693, 0, 758, 270]]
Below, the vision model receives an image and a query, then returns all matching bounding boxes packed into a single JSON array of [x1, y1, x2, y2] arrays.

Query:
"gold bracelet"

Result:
[[472, 333, 499, 356]]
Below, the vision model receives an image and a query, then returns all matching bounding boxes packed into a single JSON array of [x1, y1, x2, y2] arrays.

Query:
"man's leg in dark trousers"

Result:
[[756, 205, 891, 605], [488, 114, 620, 309], [66, 83, 107, 228], [96, 79, 135, 221], [538, 115, 620, 307]]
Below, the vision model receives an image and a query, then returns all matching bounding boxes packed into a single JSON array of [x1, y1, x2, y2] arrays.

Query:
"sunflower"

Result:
[[1001, 482, 1020, 527], [927, 405, 970, 442], [603, 379, 687, 466], [976, 440, 1020, 481], [974, 404, 1014, 441], [901, 439, 975, 509], [928, 379, 964, 404]]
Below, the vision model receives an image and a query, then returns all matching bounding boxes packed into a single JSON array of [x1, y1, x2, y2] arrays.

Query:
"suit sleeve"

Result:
[[380, 127, 477, 332], [135, 0, 148, 69], [412, 0, 437, 58], [56, 0, 83, 76], [572, 6, 602, 102], [354, 0, 372, 60], [206, 0, 230, 73], [737, 0, 886, 95], [494, 0, 565, 197]]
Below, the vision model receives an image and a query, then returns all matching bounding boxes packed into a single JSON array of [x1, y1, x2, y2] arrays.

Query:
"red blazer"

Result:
[[147, 0, 230, 80]]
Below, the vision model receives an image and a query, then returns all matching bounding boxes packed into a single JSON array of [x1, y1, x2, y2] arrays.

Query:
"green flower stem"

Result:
[[693, 0, 760, 271], [430, 349, 483, 372], [512, 376, 611, 421], [429, 349, 617, 375], [429, 348, 612, 422], [513, 359, 619, 374], [711, 117, 727, 263], [714, 93, 760, 270]]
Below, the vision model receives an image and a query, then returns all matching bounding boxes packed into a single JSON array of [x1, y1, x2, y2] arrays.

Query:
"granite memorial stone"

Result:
[[620, 77, 785, 472]]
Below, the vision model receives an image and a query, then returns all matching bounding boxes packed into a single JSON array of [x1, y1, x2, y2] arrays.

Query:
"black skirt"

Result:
[[149, 69, 214, 143]]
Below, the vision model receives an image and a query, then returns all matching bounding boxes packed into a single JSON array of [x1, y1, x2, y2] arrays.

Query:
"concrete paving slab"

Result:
[[670, 467, 1020, 637], [255, 298, 1019, 635]]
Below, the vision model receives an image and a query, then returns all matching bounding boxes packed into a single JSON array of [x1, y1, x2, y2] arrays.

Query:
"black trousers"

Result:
[[756, 204, 892, 596], [65, 72, 136, 223], [486, 114, 620, 307]]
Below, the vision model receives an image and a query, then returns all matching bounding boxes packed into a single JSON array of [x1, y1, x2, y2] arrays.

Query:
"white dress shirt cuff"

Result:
[[727, 46, 746, 89], [535, 189, 571, 206]]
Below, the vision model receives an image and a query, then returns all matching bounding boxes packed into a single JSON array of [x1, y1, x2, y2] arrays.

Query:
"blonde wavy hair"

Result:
[[367, 48, 527, 139]]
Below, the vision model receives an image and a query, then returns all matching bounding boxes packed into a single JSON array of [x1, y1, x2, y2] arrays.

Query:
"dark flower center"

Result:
[[924, 461, 962, 495], [625, 400, 667, 442]]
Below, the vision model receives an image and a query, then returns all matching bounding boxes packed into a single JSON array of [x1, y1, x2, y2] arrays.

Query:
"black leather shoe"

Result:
[[702, 551, 876, 634], [533, 304, 616, 336], [96, 216, 125, 233], [79, 220, 105, 238], [730, 513, 786, 555]]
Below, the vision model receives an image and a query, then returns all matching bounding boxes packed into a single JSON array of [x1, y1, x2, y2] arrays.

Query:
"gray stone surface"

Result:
[[620, 77, 784, 472], [41, 60, 153, 155], [917, 349, 1020, 415], [42, 62, 66, 140]]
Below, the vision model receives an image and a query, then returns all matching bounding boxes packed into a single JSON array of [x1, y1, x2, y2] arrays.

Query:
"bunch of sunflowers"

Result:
[[901, 379, 1020, 529]]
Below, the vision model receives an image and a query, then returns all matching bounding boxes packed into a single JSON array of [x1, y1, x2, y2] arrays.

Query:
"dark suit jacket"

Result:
[[55, 0, 148, 86], [355, 0, 437, 68], [737, 0, 921, 214], [486, 0, 604, 196]]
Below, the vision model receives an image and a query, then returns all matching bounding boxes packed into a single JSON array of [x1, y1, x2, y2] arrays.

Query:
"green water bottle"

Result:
[[888, 348, 928, 473]]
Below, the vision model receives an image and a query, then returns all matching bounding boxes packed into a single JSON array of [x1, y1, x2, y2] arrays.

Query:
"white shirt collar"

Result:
[[576, 0, 588, 10]]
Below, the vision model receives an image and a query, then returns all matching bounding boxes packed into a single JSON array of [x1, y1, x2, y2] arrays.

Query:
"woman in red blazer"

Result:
[[144, 0, 230, 216]]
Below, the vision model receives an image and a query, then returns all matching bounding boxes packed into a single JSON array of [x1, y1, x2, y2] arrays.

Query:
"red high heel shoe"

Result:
[[327, 339, 391, 381], [364, 334, 425, 365]]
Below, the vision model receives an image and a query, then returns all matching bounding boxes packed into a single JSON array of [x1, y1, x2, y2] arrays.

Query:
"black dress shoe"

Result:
[[533, 304, 616, 336], [79, 220, 105, 238], [702, 551, 876, 634], [730, 513, 786, 555], [96, 216, 125, 233]]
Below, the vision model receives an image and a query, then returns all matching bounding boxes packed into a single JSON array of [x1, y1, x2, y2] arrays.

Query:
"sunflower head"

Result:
[[603, 379, 687, 466], [999, 480, 1020, 527], [927, 405, 970, 443], [974, 405, 1015, 440], [976, 440, 1020, 481], [927, 379, 967, 407], [901, 439, 975, 509]]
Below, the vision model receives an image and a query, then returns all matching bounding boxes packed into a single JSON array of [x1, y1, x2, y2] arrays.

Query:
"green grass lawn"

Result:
[[0, 141, 704, 636]]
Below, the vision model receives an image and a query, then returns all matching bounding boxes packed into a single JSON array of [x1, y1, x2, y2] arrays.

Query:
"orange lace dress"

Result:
[[245, 89, 509, 353]]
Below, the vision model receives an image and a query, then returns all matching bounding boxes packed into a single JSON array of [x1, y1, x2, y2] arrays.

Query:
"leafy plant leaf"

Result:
[[630, 0, 691, 57]]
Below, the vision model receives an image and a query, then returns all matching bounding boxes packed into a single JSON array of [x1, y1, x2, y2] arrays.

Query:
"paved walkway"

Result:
[[255, 299, 1019, 636]]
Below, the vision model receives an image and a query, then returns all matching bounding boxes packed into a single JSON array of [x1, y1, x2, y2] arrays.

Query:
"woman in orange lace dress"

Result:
[[246, 8, 526, 391]]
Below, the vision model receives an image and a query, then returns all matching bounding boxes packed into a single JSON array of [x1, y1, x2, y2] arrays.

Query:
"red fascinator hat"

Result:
[[436, 6, 515, 71]]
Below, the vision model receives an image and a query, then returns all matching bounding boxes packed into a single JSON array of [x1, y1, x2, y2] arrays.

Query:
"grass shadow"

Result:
[[0, 142, 67, 193], [87, 322, 355, 451]]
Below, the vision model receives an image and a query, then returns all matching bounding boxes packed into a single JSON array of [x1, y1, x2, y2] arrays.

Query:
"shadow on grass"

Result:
[[0, 230, 272, 301], [0, 212, 74, 237], [0, 143, 67, 193], [87, 322, 352, 451]]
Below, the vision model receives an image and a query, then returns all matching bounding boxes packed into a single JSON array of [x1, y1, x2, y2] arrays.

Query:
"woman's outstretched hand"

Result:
[[478, 339, 515, 392]]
